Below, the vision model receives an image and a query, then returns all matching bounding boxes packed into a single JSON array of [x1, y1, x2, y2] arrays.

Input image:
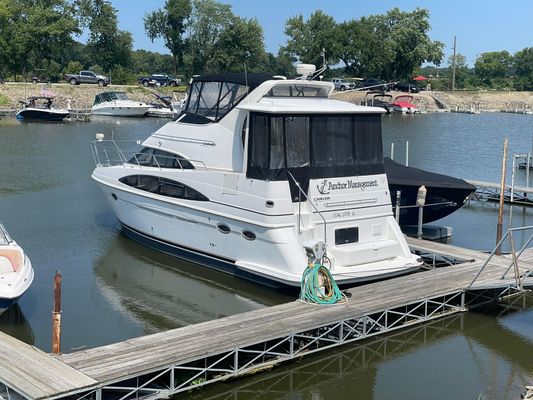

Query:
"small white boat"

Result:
[[16, 96, 69, 121], [91, 92, 151, 117], [0, 223, 33, 315]]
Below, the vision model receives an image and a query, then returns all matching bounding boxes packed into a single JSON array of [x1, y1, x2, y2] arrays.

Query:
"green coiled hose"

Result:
[[299, 262, 345, 304]]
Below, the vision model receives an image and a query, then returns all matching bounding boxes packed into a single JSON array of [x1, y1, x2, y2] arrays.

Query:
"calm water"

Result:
[[0, 113, 532, 399]]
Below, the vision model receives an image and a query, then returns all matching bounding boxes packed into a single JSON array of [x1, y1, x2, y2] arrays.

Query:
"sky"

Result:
[[109, 0, 533, 67]]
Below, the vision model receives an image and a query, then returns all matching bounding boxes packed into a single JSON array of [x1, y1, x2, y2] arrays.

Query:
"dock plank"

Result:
[[3, 237, 531, 399], [0, 331, 97, 399], [59, 250, 532, 385]]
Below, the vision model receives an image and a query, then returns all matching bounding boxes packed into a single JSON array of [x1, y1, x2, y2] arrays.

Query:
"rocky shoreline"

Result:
[[1, 82, 532, 114], [0, 83, 186, 114], [334, 89, 533, 113]]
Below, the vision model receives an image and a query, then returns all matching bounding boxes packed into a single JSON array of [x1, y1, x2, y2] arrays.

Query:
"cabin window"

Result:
[[247, 113, 384, 180], [312, 116, 355, 167], [265, 84, 329, 98], [128, 147, 194, 169], [217, 223, 230, 234], [119, 175, 209, 201], [286, 117, 310, 168]]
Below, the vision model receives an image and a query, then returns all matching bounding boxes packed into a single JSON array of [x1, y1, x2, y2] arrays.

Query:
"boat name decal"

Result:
[[316, 178, 378, 195]]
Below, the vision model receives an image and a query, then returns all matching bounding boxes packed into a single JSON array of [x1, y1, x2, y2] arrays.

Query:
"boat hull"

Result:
[[92, 169, 421, 289], [120, 222, 291, 289], [385, 158, 476, 225], [0, 296, 21, 315], [92, 102, 151, 117], [0, 252, 33, 316], [15, 109, 69, 121]]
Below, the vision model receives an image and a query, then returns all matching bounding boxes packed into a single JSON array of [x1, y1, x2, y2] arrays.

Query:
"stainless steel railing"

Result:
[[90, 139, 207, 171], [287, 171, 327, 243], [468, 225, 533, 291]]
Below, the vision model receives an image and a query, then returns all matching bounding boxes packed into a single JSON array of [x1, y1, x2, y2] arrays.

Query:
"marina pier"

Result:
[[1, 235, 532, 399]]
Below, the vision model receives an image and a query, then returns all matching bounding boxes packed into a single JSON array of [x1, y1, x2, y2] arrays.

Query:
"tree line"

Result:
[[0, 0, 531, 90]]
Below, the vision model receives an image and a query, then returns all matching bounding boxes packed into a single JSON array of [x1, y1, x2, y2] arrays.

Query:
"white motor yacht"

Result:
[[91, 91, 151, 117], [91, 68, 422, 289], [0, 223, 34, 314]]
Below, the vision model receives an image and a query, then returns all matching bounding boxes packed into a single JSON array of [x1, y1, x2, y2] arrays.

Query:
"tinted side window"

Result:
[[119, 175, 209, 201]]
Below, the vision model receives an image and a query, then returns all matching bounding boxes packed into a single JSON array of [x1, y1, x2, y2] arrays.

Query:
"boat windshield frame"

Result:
[[0, 223, 13, 245], [182, 80, 249, 123], [94, 92, 129, 105]]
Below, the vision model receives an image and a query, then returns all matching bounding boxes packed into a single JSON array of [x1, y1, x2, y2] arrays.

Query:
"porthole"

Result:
[[111, 193, 118, 201], [217, 223, 230, 234], [265, 200, 274, 208], [242, 231, 256, 241]]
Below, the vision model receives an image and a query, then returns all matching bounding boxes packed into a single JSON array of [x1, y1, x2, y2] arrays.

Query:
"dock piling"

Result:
[[52, 270, 62, 354], [496, 138, 508, 255]]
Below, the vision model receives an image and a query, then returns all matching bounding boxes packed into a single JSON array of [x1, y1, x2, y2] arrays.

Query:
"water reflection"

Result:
[[0, 304, 35, 345], [181, 295, 533, 400], [93, 235, 293, 333]]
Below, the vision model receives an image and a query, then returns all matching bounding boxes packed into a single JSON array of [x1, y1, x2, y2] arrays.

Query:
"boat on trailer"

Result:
[[91, 67, 422, 289], [0, 223, 33, 315]]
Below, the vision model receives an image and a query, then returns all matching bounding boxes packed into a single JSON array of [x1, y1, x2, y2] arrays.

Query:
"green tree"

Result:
[[334, 18, 383, 77], [184, 0, 233, 75], [282, 10, 338, 67], [144, 0, 192, 74], [0, 0, 80, 78], [474, 51, 513, 86], [264, 51, 296, 77], [207, 16, 266, 73], [131, 50, 174, 74], [513, 47, 533, 90], [79, 0, 133, 71], [367, 8, 444, 80]]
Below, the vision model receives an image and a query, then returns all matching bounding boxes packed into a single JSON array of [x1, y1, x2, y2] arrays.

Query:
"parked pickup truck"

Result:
[[65, 71, 110, 86], [138, 74, 182, 87]]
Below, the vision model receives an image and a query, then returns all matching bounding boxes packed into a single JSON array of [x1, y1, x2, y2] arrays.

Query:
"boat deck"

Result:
[[1, 237, 532, 399]]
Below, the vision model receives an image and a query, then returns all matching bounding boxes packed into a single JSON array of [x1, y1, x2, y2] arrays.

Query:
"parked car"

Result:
[[331, 78, 355, 91], [358, 78, 391, 91], [65, 70, 110, 86], [392, 82, 420, 93], [31, 69, 51, 84], [138, 74, 182, 87]]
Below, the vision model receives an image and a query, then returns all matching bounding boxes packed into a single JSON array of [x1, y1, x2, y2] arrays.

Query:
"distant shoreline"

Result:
[[334, 90, 533, 113], [0, 83, 187, 112], [1, 83, 532, 114]]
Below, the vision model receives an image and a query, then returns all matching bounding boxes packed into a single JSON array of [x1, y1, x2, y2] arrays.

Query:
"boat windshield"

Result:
[[94, 92, 129, 105], [247, 113, 384, 181], [0, 223, 12, 245], [183, 81, 248, 122]]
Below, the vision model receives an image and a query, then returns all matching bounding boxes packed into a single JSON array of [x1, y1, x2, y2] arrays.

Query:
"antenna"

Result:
[[244, 61, 248, 92]]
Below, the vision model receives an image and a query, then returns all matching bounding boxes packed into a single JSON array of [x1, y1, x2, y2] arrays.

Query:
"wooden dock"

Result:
[[1, 237, 532, 399], [467, 179, 533, 205]]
